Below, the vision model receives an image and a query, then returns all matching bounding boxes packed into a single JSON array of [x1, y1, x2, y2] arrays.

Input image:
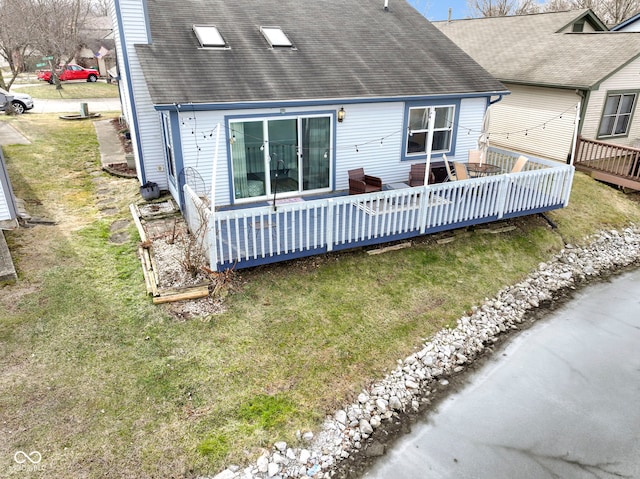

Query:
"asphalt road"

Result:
[[363, 268, 640, 479], [28, 98, 121, 114]]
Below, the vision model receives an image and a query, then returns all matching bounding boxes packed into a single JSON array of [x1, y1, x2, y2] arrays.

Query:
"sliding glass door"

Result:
[[231, 115, 331, 201]]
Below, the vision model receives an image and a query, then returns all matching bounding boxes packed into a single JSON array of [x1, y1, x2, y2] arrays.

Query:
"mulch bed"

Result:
[[102, 162, 137, 178]]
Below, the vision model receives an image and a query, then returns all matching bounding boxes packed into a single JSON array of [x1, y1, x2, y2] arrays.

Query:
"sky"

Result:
[[409, 0, 472, 21]]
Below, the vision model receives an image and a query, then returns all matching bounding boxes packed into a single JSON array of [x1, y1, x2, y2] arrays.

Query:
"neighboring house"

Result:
[[612, 12, 640, 31], [77, 16, 116, 77], [0, 148, 18, 230], [109, 0, 575, 271], [435, 9, 640, 163]]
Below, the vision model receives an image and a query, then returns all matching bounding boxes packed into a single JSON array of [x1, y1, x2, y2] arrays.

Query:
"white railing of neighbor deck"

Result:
[[183, 154, 574, 271]]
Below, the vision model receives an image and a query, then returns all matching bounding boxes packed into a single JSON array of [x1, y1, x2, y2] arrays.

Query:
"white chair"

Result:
[[443, 154, 457, 182]]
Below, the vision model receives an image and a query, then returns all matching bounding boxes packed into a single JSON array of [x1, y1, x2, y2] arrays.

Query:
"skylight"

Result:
[[193, 25, 227, 48], [260, 26, 293, 47]]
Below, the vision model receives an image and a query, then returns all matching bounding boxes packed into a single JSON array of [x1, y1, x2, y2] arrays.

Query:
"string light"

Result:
[[174, 101, 579, 158]]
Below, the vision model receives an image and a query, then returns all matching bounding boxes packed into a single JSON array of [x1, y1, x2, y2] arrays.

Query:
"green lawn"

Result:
[[2, 114, 640, 478], [11, 81, 119, 99]]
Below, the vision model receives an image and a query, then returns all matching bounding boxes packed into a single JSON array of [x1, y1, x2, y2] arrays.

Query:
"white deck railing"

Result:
[[183, 152, 574, 271]]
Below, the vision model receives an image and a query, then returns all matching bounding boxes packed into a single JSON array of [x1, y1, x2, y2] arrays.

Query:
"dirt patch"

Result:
[[110, 117, 133, 153]]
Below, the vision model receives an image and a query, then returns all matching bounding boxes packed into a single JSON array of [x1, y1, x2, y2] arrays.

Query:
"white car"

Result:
[[0, 87, 34, 114]]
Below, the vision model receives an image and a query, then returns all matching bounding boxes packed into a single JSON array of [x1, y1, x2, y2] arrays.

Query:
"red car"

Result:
[[37, 64, 100, 83]]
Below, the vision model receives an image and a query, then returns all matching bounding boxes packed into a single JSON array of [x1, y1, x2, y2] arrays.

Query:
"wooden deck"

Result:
[[574, 136, 640, 192], [184, 151, 574, 271]]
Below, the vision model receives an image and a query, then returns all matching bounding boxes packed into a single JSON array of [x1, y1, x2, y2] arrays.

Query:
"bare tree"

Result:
[[540, 0, 640, 24], [26, 0, 93, 88], [469, 0, 640, 22], [467, 0, 518, 17], [89, 0, 110, 16], [0, 0, 33, 88]]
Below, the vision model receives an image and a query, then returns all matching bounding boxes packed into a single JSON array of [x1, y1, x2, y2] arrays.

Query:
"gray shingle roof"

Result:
[[134, 0, 506, 105], [434, 9, 640, 90]]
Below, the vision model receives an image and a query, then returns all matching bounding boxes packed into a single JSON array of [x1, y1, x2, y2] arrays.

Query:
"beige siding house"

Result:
[[435, 9, 640, 162]]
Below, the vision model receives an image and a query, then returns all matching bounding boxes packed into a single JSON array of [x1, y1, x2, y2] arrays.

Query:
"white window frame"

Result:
[[406, 105, 455, 156]]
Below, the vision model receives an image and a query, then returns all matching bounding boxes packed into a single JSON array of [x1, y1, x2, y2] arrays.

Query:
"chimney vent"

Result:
[[384, 0, 389, 11]]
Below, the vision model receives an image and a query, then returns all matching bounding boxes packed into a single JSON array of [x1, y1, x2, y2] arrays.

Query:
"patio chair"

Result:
[[511, 155, 528, 173], [468, 149, 481, 164], [453, 161, 470, 180], [443, 154, 457, 181], [408, 163, 435, 186], [348, 168, 383, 195]]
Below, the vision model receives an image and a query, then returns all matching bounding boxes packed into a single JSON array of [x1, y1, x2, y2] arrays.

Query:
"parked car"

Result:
[[37, 64, 100, 83], [0, 87, 34, 114]]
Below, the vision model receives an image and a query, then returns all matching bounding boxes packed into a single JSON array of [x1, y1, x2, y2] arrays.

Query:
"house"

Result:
[[110, 0, 574, 271], [0, 148, 18, 230], [76, 16, 116, 78], [435, 9, 640, 163], [612, 12, 640, 31], [0, 147, 18, 283], [110, 0, 508, 207]]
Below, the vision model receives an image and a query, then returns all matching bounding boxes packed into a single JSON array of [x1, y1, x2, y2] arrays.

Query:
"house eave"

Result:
[[153, 90, 511, 112], [499, 78, 592, 91]]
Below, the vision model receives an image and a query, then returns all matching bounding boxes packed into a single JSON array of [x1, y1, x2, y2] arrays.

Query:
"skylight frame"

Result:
[[193, 24, 229, 49], [260, 26, 293, 48]]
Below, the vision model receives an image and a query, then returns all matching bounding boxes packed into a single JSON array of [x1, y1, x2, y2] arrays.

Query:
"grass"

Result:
[[11, 81, 119, 99], [2, 114, 640, 478]]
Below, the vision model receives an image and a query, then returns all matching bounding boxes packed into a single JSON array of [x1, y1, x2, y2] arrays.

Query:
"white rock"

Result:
[[360, 419, 373, 435], [358, 392, 369, 404], [257, 455, 269, 473], [267, 462, 280, 477], [274, 441, 287, 452], [212, 469, 236, 479], [405, 379, 420, 389], [299, 449, 311, 464], [389, 396, 402, 410], [370, 415, 381, 428], [334, 410, 347, 425]]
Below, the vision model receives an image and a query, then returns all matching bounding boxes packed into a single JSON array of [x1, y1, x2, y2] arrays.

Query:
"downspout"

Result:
[[489, 94, 504, 105], [569, 100, 582, 166], [570, 89, 589, 164]]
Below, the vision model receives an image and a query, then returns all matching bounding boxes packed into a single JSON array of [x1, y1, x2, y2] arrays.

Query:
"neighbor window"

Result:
[[406, 105, 454, 155], [598, 92, 637, 138]]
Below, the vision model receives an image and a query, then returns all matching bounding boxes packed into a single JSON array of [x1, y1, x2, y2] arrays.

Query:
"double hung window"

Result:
[[406, 105, 455, 156], [598, 92, 637, 138]]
